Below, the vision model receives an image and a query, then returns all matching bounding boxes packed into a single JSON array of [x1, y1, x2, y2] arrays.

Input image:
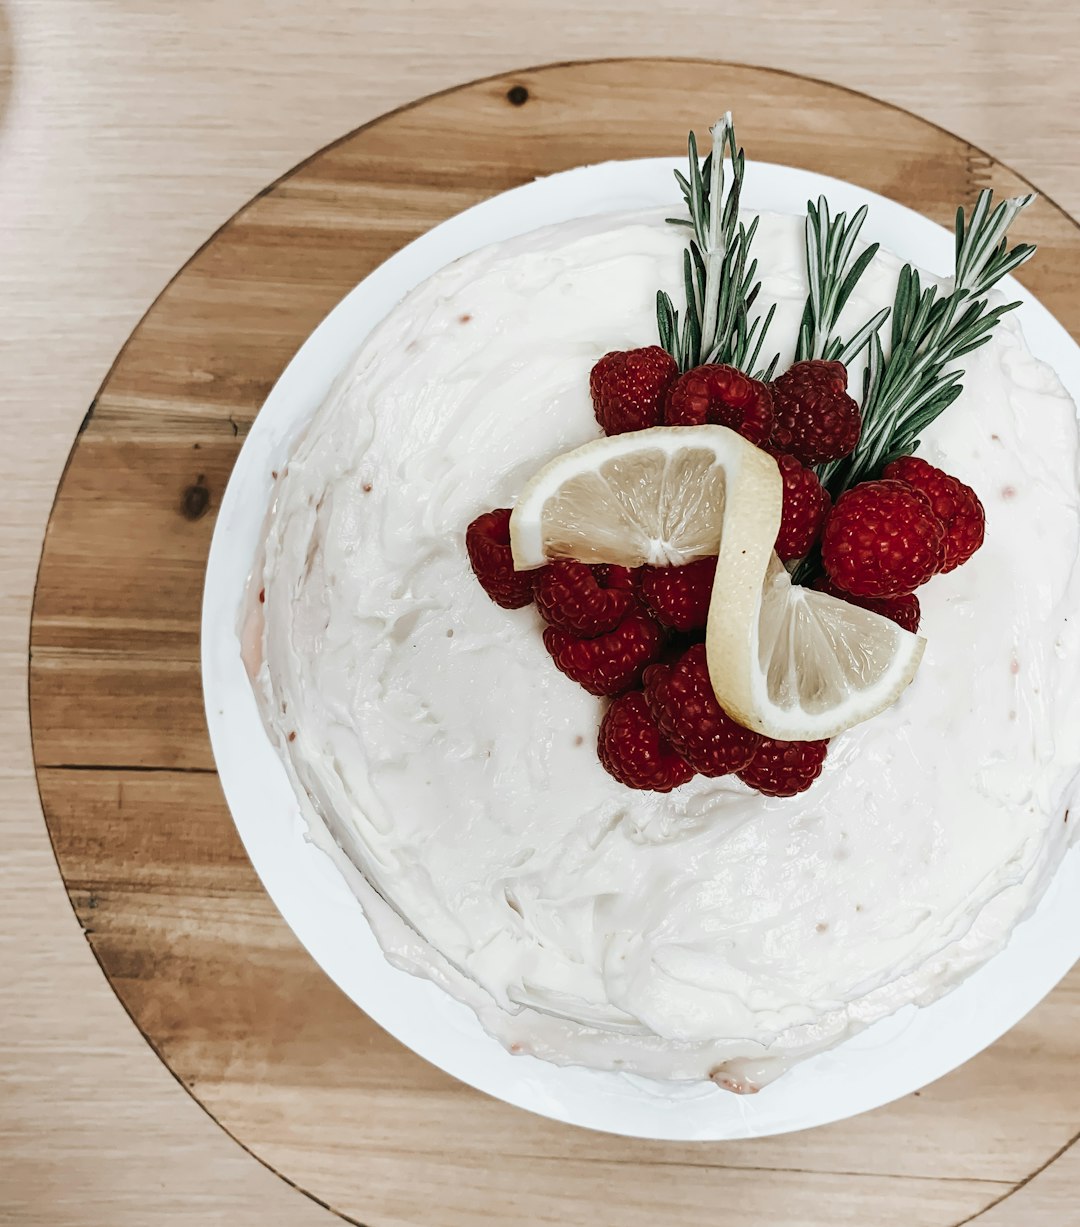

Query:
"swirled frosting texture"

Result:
[[251, 211, 1080, 1084]]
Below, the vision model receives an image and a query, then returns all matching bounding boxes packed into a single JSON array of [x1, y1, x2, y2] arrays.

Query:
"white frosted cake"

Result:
[[246, 202, 1080, 1089]]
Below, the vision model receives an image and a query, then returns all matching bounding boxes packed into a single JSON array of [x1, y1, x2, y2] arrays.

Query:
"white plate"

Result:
[[202, 157, 1080, 1140]]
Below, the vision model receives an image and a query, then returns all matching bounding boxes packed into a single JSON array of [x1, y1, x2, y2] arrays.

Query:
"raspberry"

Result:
[[544, 609, 664, 696], [643, 643, 761, 776], [465, 508, 534, 609], [882, 456, 986, 573], [637, 556, 716, 631], [590, 346, 679, 436], [813, 576, 921, 634], [535, 561, 636, 637], [598, 691, 695, 792], [664, 363, 774, 445], [821, 480, 945, 598], [770, 360, 861, 465], [768, 448, 831, 561], [737, 737, 829, 797]]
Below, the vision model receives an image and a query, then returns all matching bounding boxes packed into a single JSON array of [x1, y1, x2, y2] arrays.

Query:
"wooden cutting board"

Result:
[[29, 58, 1080, 1227]]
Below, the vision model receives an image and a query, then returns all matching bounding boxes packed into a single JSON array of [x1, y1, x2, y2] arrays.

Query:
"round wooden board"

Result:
[[29, 58, 1080, 1227]]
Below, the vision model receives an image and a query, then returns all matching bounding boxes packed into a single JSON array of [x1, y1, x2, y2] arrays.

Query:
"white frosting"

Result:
[[250, 210, 1080, 1086]]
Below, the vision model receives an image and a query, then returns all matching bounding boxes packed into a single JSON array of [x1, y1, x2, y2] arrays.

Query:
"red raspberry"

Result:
[[535, 561, 635, 637], [821, 480, 945, 598], [544, 609, 664, 696], [770, 360, 861, 465], [664, 363, 774, 445], [882, 456, 986, 573], [768, 448, 831, 561], [643, 643, 761, 776], [813, 576, 921, 634], [737, 737, 829, 797], [590, 346, 679, 436], [598, 691, 695, 792], [637, 557, 716, 631], [465, 508, 534, 609]]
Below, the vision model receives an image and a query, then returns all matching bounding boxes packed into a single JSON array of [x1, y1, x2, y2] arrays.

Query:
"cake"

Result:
[[246, 123, 1080, 1090]]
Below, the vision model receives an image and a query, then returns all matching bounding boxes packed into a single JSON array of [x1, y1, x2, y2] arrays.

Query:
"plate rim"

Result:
[[201, 155, 1080, 1140]]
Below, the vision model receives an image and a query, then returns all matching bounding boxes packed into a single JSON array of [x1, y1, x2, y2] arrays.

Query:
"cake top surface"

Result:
[[250, 207, 1080, 1083]]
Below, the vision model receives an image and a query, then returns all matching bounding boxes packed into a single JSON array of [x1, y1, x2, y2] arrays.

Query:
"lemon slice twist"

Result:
[[510, 425, 925, 740]]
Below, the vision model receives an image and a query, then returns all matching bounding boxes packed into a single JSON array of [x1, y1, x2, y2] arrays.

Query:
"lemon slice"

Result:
[[509, 423, 926, 740], [706, 553, 926, 741], [509, 425, 780, 570]]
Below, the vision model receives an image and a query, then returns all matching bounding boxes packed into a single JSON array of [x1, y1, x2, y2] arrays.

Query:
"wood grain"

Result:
[[21, 56, 1080, 1227]]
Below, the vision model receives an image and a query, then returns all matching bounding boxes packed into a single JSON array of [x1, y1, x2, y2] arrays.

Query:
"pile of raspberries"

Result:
[[466, 348, 985, 797]]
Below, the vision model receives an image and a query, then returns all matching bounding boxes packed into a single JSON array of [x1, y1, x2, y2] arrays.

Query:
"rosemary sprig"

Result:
[[656, 114, 780, 380], [818, 188, 1036, 500], [795, 196, 889, 365]]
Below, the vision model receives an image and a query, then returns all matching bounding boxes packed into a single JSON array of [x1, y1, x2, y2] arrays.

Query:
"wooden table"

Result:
[[2, 5, 1078, 1225]]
